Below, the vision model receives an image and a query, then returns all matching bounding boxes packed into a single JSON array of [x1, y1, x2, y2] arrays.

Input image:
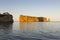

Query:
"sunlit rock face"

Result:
[[19, 15, 50, 22], [0, 12, 14, 23]]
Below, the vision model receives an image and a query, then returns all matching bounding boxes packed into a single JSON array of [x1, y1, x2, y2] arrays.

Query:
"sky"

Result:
[[0, 0, 60, 21]]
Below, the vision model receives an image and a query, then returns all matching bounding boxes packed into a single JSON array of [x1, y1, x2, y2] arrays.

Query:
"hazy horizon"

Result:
[[0, 0, 60, 21]]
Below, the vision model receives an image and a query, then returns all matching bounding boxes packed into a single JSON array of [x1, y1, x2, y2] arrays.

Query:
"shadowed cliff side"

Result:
[[0, 12, 14, 23]]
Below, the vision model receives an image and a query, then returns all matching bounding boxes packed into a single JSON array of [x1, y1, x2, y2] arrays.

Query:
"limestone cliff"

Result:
[[19, 15, 50, 22]]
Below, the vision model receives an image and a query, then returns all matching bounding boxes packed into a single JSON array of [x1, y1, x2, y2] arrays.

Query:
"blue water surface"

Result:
[[0, 22, 60, 40]]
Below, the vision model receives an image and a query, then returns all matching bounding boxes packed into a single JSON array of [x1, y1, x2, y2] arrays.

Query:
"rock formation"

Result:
[[19, 15, 50, 22], [0, 12, 14, 23]]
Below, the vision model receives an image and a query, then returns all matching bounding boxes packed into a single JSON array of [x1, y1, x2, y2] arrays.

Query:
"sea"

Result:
[[0, 22, 60, 40]]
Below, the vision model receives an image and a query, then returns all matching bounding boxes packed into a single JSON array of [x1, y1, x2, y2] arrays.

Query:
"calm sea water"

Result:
[[0, 22, 60, 40]]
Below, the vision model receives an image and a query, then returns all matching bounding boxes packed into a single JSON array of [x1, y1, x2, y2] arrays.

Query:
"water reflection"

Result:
[[20, 22, 60, 39], [0, 22, 13, 40], [20, 22, 47, 39], [0, 22, 13, 35], [20, 22, 45, 33]]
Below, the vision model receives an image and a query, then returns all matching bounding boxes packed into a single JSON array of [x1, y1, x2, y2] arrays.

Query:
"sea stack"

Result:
[[19, 15, 50, 22], [0, 12, 14, 23]]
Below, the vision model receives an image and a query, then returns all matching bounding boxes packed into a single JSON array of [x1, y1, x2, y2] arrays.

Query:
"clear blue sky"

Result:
[[0, 0, 60, 21]]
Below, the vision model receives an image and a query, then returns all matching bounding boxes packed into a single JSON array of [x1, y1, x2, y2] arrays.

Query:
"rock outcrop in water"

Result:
[[19, 15, 50, 22], [0, 12, 14, 23]]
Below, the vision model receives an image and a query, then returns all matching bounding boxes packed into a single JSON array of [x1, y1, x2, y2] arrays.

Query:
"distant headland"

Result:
[[0, 12, 14, 23]]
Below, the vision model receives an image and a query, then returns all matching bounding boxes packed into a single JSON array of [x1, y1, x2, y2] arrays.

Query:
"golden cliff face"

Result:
[[19, 15, 50, 22]]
